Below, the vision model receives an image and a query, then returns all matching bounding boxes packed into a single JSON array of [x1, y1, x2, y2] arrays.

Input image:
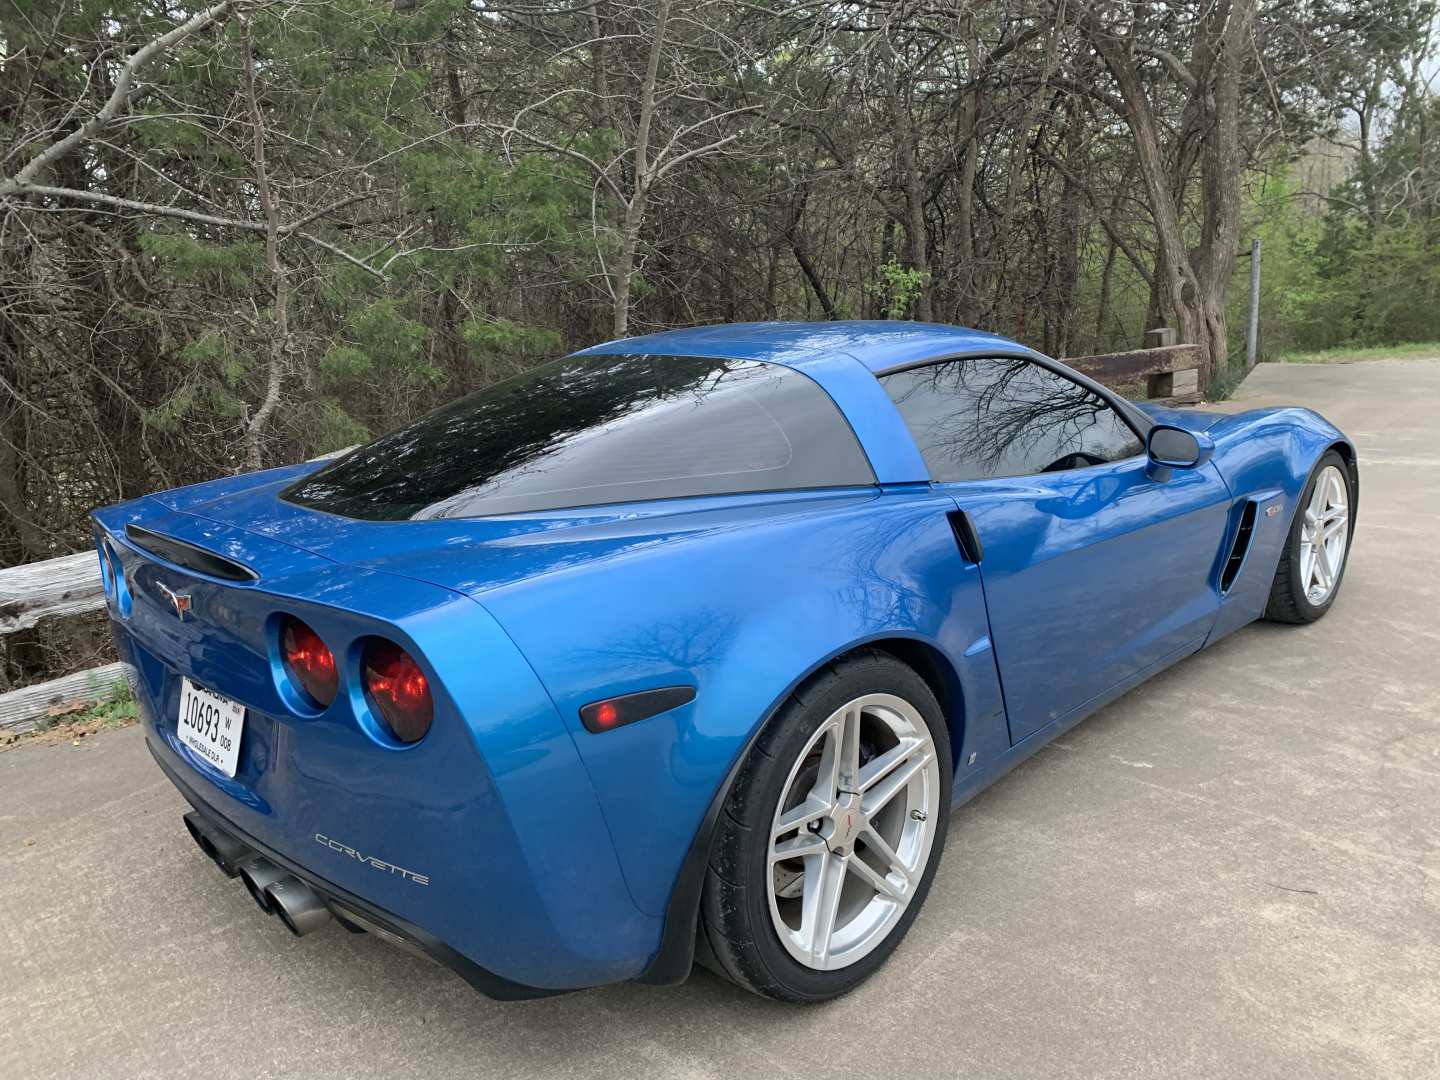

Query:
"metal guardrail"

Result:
[[0, 332, 1201, 735]]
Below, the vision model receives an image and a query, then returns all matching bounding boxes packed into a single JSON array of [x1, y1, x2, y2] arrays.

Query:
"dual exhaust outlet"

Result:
[[183, 811, 331, 937]]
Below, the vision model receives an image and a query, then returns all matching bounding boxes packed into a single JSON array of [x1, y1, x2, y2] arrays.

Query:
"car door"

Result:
[[879, 355, 1232, 744]]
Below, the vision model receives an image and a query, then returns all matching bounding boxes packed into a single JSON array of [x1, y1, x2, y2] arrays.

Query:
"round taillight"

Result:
[[281, 617, 338, 709], [362, 638, 432, 743]]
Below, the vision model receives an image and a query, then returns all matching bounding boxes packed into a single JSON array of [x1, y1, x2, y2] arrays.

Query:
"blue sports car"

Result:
[[92, 322, 1358, 1002]]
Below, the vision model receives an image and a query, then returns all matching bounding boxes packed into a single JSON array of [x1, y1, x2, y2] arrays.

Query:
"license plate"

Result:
[[177, 677, 246, 778]]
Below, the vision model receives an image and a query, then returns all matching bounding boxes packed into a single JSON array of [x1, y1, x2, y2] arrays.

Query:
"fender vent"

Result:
[[1219, 501, 1258, 594], [946, 509, 984, 564], [125, 524, 259, 582]]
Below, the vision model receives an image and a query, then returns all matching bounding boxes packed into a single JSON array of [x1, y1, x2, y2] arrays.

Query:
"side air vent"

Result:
[[124, 524, 259, 582], [1219, 501, 1258, 594], [946, 509, 984, 564]]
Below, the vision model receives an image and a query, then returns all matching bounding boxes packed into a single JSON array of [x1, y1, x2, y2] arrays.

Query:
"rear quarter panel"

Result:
[[473, 487, 1008, 917]]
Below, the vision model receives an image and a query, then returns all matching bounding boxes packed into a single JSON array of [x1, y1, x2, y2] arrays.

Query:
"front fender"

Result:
[[1205, 406, 1355, 640], [475, 487, 1005, 919]]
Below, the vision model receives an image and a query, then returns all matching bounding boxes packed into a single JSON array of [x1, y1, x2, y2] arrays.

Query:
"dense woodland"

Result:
[[1, 1, 1437, 684]]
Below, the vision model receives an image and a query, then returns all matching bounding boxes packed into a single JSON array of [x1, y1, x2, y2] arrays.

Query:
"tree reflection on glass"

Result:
[[881, 358, 1142, 482], [284, 354, 874, 519]]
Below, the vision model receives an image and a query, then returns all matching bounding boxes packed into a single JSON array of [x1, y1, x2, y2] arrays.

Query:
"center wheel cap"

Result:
[[828, 795, 863, 854]]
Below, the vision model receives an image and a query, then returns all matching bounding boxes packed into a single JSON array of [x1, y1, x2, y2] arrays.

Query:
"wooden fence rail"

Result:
[[0, 446, 357, 734], [0, 663, 131, 737], [0, 335, 1202, 734], [1063, 327, 1205, 404], [0, 550, 107, 635]]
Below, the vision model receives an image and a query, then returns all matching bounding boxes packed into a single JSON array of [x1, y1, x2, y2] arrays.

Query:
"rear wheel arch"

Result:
[[637, 632, 964, 986], [849, 637, 964, 772], [763, 635, 966, 778], [696, 646, 953, 999]]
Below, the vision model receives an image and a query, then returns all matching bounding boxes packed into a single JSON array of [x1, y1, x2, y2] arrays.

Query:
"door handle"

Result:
[[946, 510, 984, 564]]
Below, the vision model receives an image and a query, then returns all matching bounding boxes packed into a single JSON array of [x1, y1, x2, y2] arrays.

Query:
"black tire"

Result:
[[698, 649, 952, 1002], [1264, 449, 1356, 624]]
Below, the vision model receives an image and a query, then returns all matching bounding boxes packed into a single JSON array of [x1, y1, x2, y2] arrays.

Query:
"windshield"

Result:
[[282, 353, 875, 520]]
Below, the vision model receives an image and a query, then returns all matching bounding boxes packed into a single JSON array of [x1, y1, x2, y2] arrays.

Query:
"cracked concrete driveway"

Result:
[[3, 359, 1438, 1080]]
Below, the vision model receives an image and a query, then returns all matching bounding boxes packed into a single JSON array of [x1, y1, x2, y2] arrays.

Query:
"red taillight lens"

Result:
[[281, 617, 338, 709], [362, 638, 433, 743]]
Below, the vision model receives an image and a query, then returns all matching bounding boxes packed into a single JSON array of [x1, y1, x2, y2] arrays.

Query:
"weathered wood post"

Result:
[[1144, 327, 1178, 398]]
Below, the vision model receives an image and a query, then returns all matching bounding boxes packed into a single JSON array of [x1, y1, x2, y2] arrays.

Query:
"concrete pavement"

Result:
[[2, 359, 1438, 1079]]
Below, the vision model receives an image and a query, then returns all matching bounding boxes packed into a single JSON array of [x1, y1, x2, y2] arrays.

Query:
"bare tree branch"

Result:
[[0, 1, 236, 196]]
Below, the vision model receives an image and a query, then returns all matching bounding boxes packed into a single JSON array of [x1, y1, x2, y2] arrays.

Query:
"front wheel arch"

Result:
[[1327, 438, 1360, 516]]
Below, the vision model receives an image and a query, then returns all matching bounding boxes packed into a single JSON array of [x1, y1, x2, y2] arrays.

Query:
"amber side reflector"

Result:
[[580, 686, 697, 734]]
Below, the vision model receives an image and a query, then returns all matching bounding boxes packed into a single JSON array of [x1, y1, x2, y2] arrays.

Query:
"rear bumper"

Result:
[[150, 739, 564, 1000], [93, 500, 688, 993], [115, 605, 665, 993]]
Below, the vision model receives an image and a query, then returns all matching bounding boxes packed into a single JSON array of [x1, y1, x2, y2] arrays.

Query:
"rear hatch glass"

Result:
[[282, 353, 874, 520]]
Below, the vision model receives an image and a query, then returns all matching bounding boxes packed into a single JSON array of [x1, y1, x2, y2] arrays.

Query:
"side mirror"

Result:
[[1146, 425, 1214, 473]]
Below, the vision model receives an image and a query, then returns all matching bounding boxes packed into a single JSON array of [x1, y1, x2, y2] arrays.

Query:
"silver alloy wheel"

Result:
[[1300, 464, 1350, 605], [766, 693, 941, 971]]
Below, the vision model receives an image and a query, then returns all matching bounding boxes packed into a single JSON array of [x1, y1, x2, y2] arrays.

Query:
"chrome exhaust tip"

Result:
[[265, 876, 332, 937], [183, 811, 253, 877], [237, 858, 289, 914]]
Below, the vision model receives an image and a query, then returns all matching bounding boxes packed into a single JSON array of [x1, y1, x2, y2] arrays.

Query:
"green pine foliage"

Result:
[[3, 0, 1438, 582], [1229, 161, 1440, 360]]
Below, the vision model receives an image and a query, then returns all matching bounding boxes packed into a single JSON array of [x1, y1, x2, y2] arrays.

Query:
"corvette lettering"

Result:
[[314, 833, 430, 885]]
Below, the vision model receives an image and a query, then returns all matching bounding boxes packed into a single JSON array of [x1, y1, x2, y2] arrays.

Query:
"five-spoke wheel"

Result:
[[1266, 449, 1356, 624], [701, 650, 950, 1001], [766, 694, 940, 971], [1298, 464, 1350, 605]]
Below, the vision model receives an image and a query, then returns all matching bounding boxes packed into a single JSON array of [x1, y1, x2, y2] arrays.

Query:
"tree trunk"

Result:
[[437, 26, 469, 378], [612, 197, 645, 337], [893, 110, 932, 320], [1356, 71, 1385, 232], [1052, 100, 1084, 358], [1083, 1, 1255, 388], [610, 0, 670, 338], [952, 88, 981, 326], [1094, 232, 1118, 350], [241, 12, 287, 471], [883, 36, 932, 321], [1189, 0, 1257, 384], [783, 180, 836, 319]]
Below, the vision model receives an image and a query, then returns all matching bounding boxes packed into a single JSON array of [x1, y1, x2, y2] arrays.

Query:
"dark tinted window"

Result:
[[284, 354, 874, 519], [880, 357, 1143, 482]]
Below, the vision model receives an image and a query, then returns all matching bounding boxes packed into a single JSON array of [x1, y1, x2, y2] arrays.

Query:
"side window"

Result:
[[880, 357, 1144, 482]]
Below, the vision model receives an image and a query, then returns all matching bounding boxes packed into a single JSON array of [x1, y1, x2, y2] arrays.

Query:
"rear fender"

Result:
[[477, 488, 1008, 921]]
